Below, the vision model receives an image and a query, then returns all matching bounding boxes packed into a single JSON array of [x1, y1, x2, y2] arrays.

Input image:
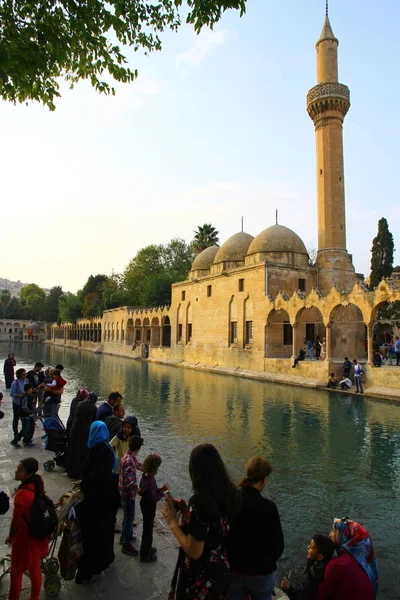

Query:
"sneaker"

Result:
[[23, 442, 36, 448], [10, 439, 18, 446], [132, 520, 138, 527], [121, 545, 139, 557], [13, 443, 22, 449], [140, 552, 157, 563]]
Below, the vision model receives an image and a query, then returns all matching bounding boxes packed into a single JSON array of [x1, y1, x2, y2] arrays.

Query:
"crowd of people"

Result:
[[3, 360, 380, 600]]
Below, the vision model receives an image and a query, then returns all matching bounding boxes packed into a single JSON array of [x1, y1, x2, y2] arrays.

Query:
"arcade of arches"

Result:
[[50, 280, 400, 394]]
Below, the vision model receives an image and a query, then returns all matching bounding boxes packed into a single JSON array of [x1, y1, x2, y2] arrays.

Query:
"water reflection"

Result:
[[1, 343, 399, 597]]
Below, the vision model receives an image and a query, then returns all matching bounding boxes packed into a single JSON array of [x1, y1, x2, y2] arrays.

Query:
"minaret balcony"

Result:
[[307, 82, 350, 121]]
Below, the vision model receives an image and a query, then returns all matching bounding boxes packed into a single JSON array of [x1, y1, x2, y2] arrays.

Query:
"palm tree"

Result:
[[192, 224, 219, 254]]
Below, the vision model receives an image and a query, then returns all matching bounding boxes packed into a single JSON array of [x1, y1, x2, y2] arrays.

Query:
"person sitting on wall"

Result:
[[292, 348, 307, 368], [327, 373, 338, 389], [373, 351, 382, 368], [339, 377, 352, 391]]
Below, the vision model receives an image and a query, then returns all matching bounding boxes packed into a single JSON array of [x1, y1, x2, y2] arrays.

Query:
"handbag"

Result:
[[58, 507, 82, 580]]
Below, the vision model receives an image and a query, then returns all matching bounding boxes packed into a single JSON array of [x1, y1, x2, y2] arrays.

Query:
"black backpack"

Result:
[[23, 487, 58, 538]]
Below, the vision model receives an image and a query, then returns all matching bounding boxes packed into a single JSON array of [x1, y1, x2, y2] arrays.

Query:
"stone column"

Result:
[[367, 323, 373, 365], [291, 322, 299, 359], [325, 323, 332, 361]]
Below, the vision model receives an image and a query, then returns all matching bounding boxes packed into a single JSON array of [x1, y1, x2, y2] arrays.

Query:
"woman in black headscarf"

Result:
[[4, 353, 16, 390], [66, 393, 97, 479], [75, 421, 119, 584]]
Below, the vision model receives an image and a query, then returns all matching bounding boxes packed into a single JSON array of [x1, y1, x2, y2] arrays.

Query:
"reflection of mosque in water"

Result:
[[49, 11, 400, 396]]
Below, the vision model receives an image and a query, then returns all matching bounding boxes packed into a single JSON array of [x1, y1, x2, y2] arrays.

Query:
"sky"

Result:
[[0, 0, 399, 292]]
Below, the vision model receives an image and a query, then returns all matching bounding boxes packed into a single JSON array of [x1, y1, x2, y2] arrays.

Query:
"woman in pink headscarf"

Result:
[[316, 517, 378, 600]]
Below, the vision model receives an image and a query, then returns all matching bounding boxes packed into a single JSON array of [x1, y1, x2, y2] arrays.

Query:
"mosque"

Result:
[[51, 10, 400, 396]]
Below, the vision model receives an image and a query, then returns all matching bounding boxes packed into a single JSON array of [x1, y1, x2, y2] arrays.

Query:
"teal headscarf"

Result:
[[88, 420, 118, 472]]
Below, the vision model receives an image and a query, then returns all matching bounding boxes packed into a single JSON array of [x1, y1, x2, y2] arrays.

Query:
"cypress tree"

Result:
[[370, 217, 394, 289]]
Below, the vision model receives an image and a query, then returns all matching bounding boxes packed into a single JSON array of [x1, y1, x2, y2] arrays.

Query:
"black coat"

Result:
[[228, 486, 284, 575], [66, 400, 96, 479], [77, 441, 119, 579]]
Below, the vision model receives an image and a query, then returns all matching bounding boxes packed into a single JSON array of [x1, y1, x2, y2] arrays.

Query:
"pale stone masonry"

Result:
[[49, 12, 400, 399]]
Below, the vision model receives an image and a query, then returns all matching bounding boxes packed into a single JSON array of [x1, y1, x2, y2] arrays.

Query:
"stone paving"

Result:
[[0, 383, 288, 600]]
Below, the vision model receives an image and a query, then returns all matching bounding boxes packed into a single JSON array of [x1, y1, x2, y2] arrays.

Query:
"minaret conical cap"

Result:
[[317, 15, 338, 45]]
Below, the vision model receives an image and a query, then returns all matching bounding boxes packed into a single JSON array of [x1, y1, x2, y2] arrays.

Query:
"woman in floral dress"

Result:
[[162, 443, 237, 600]]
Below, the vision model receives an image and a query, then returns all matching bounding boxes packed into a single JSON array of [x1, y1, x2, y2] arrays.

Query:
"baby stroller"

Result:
[[42, 415, 68, 472]]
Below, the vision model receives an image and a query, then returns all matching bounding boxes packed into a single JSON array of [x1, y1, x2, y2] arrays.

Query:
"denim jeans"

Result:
[[228, 571, 277, 600], [121, 498, 135, 547], [355, 377, 364, 393], [43, 402, 60, 417]]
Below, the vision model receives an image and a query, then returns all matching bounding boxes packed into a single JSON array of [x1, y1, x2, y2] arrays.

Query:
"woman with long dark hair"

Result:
[[75, 421, 119, 584], [162, 443, 237, 600], [227, 456, 284, 600], [4, 353, 16, 390], [6, 458, 49, 600]]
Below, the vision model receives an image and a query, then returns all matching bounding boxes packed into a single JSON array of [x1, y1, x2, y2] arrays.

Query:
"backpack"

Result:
[[23, 487, 58, 538]]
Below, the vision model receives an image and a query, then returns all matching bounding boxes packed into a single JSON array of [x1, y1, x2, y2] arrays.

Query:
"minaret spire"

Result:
[[306, 7, 355, 291], [325, 0, 328, 16]]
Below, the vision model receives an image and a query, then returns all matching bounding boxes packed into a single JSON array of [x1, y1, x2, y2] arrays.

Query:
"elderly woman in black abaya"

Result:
[[75, 421, 119, 584], [66, 393, 97, 480], [4, 353, 16, 390]]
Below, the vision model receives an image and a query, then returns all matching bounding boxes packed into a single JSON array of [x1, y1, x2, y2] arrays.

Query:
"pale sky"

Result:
[[0, 0, 398, 293]]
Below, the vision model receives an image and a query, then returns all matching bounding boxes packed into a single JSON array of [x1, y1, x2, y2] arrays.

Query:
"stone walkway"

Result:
[[0, 383, 288, 600]]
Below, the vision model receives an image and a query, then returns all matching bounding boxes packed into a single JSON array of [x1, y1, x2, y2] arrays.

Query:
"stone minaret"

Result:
[[307, 8, 356, 292]]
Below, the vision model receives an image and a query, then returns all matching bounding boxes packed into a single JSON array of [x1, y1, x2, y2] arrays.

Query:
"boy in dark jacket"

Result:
[[281, 534, 334, 600], [11, 383, 36, 448]]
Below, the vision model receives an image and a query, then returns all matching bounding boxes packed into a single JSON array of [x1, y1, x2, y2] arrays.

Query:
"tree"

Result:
[[370, 218, 395, 289], [0, 0, 247, 110], [124, 238, 193, 307], [3, 296, 24, 319], [100, 273, 131, 310], [43, 286, 64, 322], [192, 223, 220, 254], [81, 274, 109, 317], [58, 292, 83, 323], [20, 283, 46, 320]]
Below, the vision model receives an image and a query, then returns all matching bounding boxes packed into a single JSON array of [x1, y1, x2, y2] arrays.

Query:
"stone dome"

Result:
[[247, 224, 307, 256], [213, 232, 254, 264], [191, 245, 219, 271]]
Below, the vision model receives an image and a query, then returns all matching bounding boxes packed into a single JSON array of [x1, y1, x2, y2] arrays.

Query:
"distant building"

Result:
[[0, 320, 46, 342]]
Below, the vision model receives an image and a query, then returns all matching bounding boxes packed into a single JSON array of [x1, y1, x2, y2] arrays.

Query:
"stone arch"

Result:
[[177, 304, 183, 343], [265, 308, 292, 358], [329, 303, 366, 360], [151, 316, 160, 346], [111, 323, 115, 341], [186, 303, 193, 343], [143, 317, 151, 343], [370, 300, 400, 362], [162, 315, 171, 347], [244, 297, 254, 345], [121, 319, 125, 343], [134, 318, 142, 342], [116, 321, 120, 342], [295, 306, 326, 359], [126, 318, 134, 344], [229, 296, 238, 345]]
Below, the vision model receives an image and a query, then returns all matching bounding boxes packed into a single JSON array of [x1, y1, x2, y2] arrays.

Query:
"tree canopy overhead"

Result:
[[0, 0, 247, 110]]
